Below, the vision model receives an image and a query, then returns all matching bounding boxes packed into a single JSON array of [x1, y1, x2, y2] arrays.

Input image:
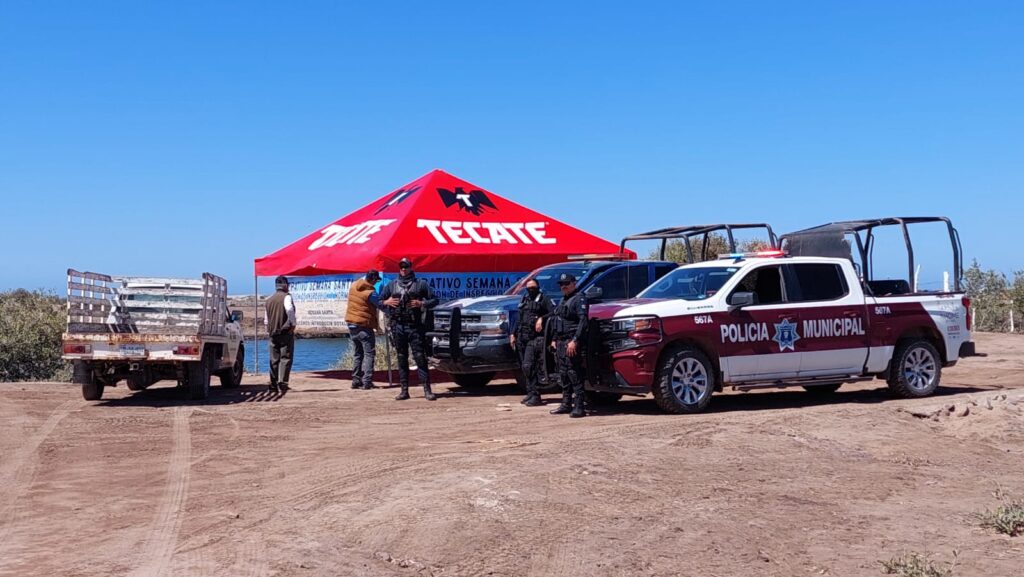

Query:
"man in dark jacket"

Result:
[[510, 278, 554, 407], [549, 273, 588, 418], [380, 258, 439, 401], [264, 275, 296, 392]]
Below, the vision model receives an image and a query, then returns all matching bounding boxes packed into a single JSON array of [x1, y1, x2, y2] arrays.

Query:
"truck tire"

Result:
[[802, 384, 842, 394], [126, 373, 151, 391], [219, 343, 244, 389], [75, 361, 104, 401], [187, 349, 213, 400], [887, 338, 942, 398], [652, 346, 715, 414], [453, 372, 494, 389]]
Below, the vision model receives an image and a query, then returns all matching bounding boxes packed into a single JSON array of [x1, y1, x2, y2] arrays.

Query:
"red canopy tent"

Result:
[[255, 169, 633, 275]]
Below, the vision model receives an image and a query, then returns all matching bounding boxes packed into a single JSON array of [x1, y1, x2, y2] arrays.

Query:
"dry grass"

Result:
[[977, 487, 1024, 537], [880, 551, 957, 577]]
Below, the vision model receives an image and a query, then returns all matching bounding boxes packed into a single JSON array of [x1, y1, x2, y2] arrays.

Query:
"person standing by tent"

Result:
[[265, 275, 297, 392], [510, 278, 554, 407], [549, 273, 588, 418], [380, 258, 438, 401], [345, 270, 381, 390]]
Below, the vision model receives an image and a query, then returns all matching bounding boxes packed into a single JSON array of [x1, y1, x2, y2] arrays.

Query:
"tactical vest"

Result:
[[517, 293, 547, 339], [551, 292, 584, 339], [389, 278, 430, 325]]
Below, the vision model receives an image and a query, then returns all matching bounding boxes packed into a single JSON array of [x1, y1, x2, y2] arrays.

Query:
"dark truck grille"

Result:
[[430, 311, 481, 356]]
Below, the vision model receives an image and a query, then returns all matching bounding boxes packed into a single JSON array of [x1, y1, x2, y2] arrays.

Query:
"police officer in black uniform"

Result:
[[381, 258, 439, 401], [510, 278, 554, 407], [549, 273, 588, 418]]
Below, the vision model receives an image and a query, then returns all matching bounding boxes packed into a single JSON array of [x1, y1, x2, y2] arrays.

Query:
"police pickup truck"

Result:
[[61, 270, 246, 401], [587, 217, 976, 414], [429, 224, 779, 390]]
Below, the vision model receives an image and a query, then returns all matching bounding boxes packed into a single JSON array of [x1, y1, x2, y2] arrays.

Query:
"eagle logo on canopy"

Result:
[[438, 187, 498, 216]]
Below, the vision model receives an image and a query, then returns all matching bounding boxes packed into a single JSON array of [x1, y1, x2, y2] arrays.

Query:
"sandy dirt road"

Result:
[[1, 332, 1023, 577]]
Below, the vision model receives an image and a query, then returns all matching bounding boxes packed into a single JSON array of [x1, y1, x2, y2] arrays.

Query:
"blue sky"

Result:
[[2, 1, 1021, 293]]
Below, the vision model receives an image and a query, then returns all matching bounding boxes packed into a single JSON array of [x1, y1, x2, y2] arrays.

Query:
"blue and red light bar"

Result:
[[719, 249, 787, 259]]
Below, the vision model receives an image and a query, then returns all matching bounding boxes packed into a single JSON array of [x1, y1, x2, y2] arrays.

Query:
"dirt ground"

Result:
[[2, 333, 1023, 577]]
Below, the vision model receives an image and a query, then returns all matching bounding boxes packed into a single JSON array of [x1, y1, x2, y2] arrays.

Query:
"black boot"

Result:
[[395, 386, 410, 401], [570, 395, 585, 418], [520, 394, 532, 405], [550, 391, 572, 414], [524, 394, 544, 407], [423, 384, 437, 401]]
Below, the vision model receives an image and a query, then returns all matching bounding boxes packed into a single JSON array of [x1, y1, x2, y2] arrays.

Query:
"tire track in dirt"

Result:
[[0, 400, 80, 546], [127, 407, 192, 577], [0, 400, 81, 574]]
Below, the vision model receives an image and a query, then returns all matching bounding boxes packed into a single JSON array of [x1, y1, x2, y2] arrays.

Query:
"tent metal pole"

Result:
[[253, 271, 259, 376]]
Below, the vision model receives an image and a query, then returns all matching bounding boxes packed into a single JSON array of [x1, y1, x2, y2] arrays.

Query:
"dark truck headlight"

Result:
[[605, 316, 662, 352]]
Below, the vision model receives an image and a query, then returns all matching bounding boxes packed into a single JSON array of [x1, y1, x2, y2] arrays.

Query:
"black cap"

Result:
[[398, 258, 413, 269], [557, 273, 576, 285], [366, 269, 380, 282], [274, 275, 289, 288]]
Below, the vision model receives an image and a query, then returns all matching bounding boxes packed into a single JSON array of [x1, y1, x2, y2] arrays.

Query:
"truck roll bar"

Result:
[[619, 223, 779, 263], [780, 217, 963, 293]]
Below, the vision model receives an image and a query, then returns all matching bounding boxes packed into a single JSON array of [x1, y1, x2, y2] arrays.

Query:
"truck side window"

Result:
[[654, 264, 677, 280], [594, 267, 628, 300], [788, 263, 848, 301], [626, 266, 650, 297], [731, 266, 784, 305]]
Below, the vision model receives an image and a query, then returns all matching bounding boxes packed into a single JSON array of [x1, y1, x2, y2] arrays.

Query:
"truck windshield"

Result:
[[639, 266, 740, 300], [506, 266, 592, 296]]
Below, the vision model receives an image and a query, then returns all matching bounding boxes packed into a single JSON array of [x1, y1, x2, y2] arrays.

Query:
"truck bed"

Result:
[[65, 269, 229, 337]]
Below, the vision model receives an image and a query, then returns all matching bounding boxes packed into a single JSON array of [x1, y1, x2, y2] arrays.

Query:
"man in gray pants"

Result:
[[265, 275, 296, 392], [345, 270, 381, 389]]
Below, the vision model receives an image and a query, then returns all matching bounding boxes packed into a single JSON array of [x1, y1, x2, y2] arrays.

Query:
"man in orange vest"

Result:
[[346, 270, 381, 389]]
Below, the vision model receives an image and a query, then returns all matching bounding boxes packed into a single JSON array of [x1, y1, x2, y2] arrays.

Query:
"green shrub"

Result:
[[881, 551, 957, 577], [330, 335, 398, 371], [0, 289, 70, 382], [977, 498, 1024, 537]]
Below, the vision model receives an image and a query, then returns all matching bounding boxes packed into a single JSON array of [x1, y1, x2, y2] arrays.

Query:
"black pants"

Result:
[[555, 340, 584, 405], [269, 332, 294, 385], [516, 335, 544, 396], [391, 322, 429, 388]]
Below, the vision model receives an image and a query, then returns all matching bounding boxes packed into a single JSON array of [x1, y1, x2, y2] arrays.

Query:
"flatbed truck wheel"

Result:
[[75, 361, 104, 401], [652, 346, 715, 414], [187, 349, 213, 400], [887, 338, 941, 398], [219, 343, 244, 389]]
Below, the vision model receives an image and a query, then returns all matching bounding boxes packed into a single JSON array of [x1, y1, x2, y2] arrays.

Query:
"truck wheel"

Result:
[[802, 384, 842, 394], [187, 349, 213, 400], [126, 374, 150, 391], [75, 361, 104, 401], [887, 338, 941, 398], [586, 391, 623, 406], [73, 360, 103, 401], [219, 343, 244, 389], [652, 346, 715, 414], [453, 372, 494, 389]]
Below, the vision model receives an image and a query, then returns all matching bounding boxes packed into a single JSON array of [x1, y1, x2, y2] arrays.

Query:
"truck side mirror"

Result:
[[584, 286, 603, 300], [230, 310, 244, 322], [728, 292, 756, 308]]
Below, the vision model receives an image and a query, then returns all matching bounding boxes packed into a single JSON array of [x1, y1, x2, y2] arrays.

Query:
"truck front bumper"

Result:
[[589, 347, 658, 393], [429, 335, 519, 374]]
